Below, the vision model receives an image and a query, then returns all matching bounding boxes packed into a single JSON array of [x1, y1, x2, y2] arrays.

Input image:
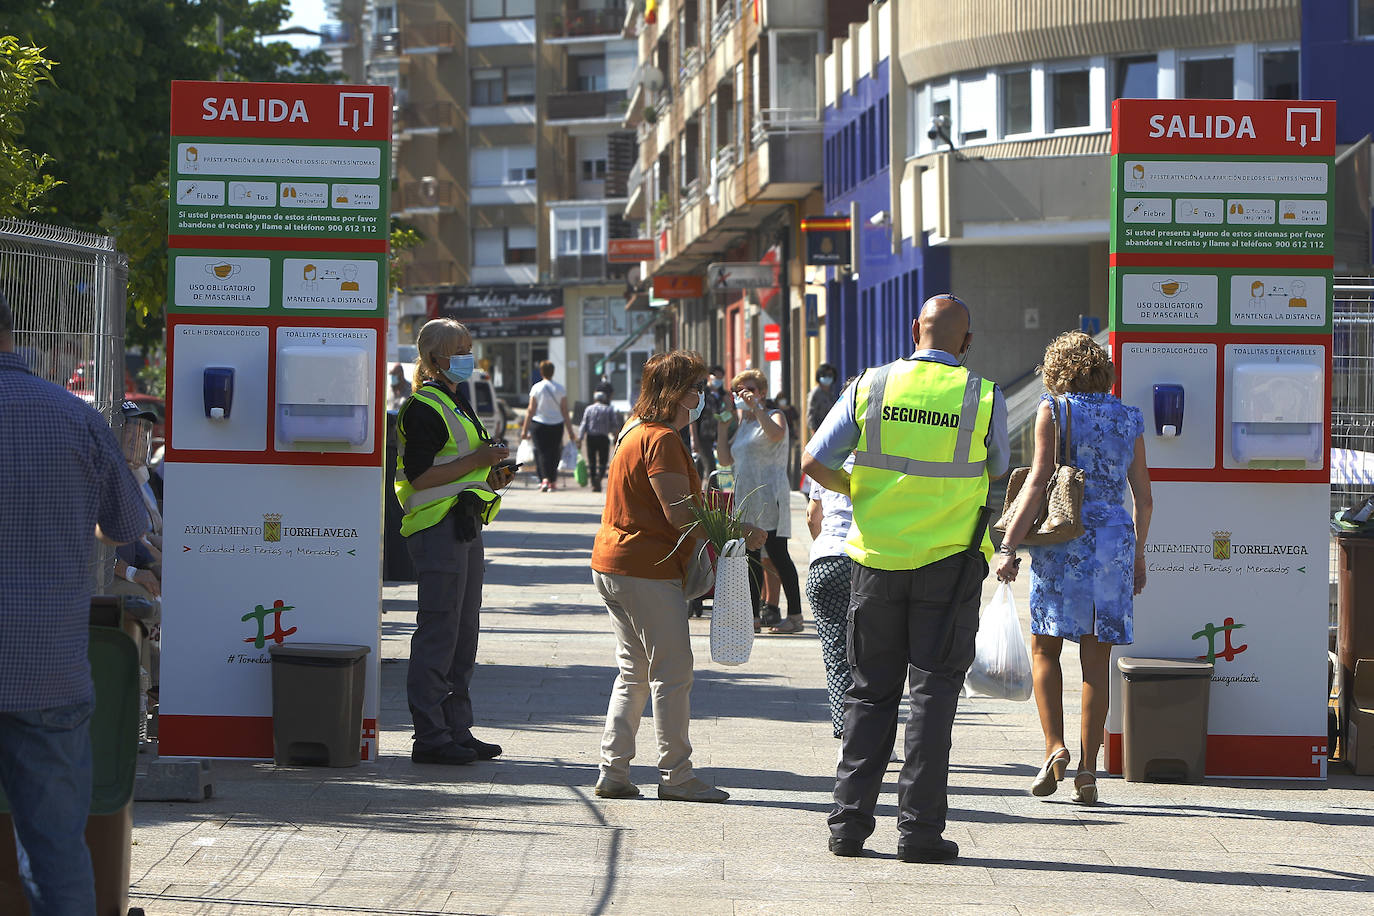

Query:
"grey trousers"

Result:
[[829, 553, 984, 844], [593, 570, 696, 786], [406, 521, 485, 750]]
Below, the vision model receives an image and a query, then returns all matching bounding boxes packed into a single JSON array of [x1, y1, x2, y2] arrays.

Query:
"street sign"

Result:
[[608, 238, 656, 262], [802, 217, 853, 266], [763, 323, 781, 361], [707, 262, 777, 290], [652, 275, 704, 298]]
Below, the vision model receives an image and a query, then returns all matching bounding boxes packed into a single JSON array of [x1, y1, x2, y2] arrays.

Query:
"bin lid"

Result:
[[1118, 656, 1214, 678], [268, 642, 371, 659]]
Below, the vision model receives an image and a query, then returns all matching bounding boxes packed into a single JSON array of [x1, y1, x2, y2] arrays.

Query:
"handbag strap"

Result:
[[1047, 397, 1062, 469], [1059, 397, 1074, 467]]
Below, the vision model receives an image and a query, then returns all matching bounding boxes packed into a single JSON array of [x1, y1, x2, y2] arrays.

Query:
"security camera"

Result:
[[868, 210, 889, 227], [927, 113, 951, 142]]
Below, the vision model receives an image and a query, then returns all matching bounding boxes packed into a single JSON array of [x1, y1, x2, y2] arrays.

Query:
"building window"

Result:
[[771, 31, 820, 119], [582, 298, 608, 336], [958, 74, 991, 143], [581, 158, 608, 181], [471, 146, 536, 186], [471, 0, 534, 21], [473, 67, 535, 106], [554, 208, 606, 254], [1358, 0, 1374, 36], [575, 57, 607, 93], [1261, 50, 1300, 100], [474, 227, 537, 265], [1050, 69, 1091, 130], [1114, 56, 1157, 99], [1001, 70, 1031, 135], [1181, 57, 1234, 99]]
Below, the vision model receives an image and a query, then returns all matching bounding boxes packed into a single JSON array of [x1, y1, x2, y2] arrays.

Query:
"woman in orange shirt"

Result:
[[590, 350, 765, 803]]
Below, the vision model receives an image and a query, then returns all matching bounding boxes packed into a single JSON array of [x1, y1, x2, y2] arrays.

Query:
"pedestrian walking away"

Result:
[[395, 318, 516, 766], [579, 389, 621, 493], [0, 292, 149, 912], [994, 331, 1153, 806], [718, 369, 804, 635], [520, 360, 575, 492], [590, 350, 766, 804], [806, 362, 838, 442], [803, 294, 1009, 862]]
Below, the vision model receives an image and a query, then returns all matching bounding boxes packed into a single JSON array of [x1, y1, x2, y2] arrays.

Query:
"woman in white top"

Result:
[[520, 360, 574, 491], [806, 456, 855, 738], [718, 368, 803, 634]]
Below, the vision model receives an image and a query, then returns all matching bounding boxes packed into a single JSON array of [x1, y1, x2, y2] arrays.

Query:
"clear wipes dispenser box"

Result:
[[277, 346, 370, 446], [1230, 361, 1323, 466]]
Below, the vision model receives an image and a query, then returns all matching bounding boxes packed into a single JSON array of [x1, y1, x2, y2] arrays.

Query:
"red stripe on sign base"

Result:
[[159, 714, 274, 758], [1109, 252, 1334, 269], [168, 235, 389, 253], [1106, 732, 1327, 778]]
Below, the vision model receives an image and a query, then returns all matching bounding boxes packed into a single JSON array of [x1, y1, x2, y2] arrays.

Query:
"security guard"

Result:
[[802, 295, 1008, 862], [396, 318, 515, 765]]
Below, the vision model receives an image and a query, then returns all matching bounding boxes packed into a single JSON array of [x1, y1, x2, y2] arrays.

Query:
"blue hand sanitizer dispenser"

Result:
[[203, 366, 235, 421], [1153, 383, 1184, 438]]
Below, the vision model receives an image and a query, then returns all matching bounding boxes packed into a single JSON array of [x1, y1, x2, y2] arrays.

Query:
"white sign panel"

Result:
[[1229, 274, 1328, 327], [1120, 273, 1219, 326], [173, 256, 272, 309], [707, 263, 777, 290], [281, 258, 380, 310], [160, 462, 382, 759], [1107, 482, 1328, 777], [177, 142, 382, 179]]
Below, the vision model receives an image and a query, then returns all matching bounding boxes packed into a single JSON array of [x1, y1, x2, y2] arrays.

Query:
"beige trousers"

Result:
[[593, 570, 696, 786]]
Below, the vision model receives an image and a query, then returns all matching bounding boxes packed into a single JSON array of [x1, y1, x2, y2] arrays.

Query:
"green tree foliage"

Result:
[[0, 36, 60, 217], [7, 1, 338, 347]]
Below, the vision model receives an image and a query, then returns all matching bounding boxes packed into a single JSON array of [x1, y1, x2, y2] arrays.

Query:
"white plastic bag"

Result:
[[515, 437, 536, 469], [964, 583, 1033, 701], [709, 538, 753, 665], [558, 440, 578, 472]]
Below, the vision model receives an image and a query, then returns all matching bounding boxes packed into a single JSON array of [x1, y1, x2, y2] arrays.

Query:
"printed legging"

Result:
[[806, 554, 855, 738]]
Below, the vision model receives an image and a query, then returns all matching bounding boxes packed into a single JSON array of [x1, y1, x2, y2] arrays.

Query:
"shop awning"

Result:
[[594, 314, 664, 377]]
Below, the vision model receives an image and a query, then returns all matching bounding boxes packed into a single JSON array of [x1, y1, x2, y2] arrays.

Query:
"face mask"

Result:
[[441, 353, 475, 384], [687, 392, 704, 423], [734, 395, 750, 409], [710, 378, 724, 390], [777, 397, 789, 407], [819, 374, 834, 386]]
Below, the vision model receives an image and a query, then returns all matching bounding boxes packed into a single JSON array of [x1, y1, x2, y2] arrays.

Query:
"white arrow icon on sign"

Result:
[[1286, 107, 1322, 148], [339, 92, 375, 133]]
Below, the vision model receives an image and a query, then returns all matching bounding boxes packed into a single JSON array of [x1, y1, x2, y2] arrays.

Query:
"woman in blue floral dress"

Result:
[[993, 332, 1153, 805]]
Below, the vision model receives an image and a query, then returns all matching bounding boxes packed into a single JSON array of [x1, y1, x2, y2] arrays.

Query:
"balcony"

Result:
[[546, 89, 628, 124], [402, 21, 456, 54], [395, 179, 460, 215], [552, 253, 631, 283], [319, 22, 356, 47], [545, 5, 628, 40], [403, 260, 460, 289], [395, 101, 460, 136], [371, 29, 400, 56], [679, 46, 704, 85]]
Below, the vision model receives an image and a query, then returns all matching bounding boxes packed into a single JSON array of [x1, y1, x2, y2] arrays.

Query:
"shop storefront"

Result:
[[436, 287, 565, 404]]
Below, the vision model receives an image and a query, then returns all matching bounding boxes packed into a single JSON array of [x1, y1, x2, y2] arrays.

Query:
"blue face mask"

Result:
[[819, 374, 834, 386], [688, 392, 704, 423], [442, 353, 475, 384]]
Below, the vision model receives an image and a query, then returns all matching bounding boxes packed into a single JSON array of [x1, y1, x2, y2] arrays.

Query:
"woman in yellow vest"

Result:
[[395, 318, 515, 766]]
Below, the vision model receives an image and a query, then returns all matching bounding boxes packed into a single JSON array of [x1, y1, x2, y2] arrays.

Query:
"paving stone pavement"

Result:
[[129, 478, 1374, 915]]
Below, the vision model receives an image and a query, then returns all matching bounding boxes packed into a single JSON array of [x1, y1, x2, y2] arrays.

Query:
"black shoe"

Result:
[[759, 604, 782, 628], [897, 838, 959, 863], [461, 737, 502, 760], [412, 742, 477, 765], [828, 836, 865, 858]]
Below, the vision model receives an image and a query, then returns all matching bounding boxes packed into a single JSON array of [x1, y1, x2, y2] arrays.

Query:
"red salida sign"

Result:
[[1112, 98, 1336, 157], [172, 81, 392, 142]]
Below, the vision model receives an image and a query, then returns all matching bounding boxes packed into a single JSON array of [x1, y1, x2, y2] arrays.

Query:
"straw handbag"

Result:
[[993, 397, 1085, 545]]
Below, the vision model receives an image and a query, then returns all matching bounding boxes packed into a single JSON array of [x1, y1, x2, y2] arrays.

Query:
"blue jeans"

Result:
[[0, 702, 97, 915]]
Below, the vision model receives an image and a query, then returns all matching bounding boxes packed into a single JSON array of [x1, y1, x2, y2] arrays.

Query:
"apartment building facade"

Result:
[[822, 0, 1328, 389], [623, 0, 867, 406], [321, 0, 647, 406]]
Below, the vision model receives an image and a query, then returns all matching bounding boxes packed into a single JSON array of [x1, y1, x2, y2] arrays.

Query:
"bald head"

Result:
[[913, 295, 972, 358]]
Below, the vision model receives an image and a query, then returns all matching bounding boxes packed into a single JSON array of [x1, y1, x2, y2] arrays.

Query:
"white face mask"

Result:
[[687, 392, 704, 423]]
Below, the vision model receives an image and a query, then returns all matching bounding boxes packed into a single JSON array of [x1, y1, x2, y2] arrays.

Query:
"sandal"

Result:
[[759, 604, 782, 628], [1030, 747, 1070, 797], [753, 616, 762, 634], [769, 614, 804, 635], [1072, 771, 1099, 805]]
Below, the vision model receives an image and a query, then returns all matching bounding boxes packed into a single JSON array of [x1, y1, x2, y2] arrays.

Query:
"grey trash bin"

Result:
[[268, 643, 370, 767], [1118, 656, 1214, 783]]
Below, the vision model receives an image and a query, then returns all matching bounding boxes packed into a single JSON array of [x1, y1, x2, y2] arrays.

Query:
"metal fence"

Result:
[[1, 217, 129, 588], [1333, 276, 1374, 515]]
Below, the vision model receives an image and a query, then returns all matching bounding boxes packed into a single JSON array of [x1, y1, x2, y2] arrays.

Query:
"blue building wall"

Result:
[[822, 59, 950, 384], [1302, 0, 1374, 144]]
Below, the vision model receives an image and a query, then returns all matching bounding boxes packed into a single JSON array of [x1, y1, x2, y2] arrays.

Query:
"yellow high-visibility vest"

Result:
[[845, 359, 995, 571], [395, 385, 500, 537]]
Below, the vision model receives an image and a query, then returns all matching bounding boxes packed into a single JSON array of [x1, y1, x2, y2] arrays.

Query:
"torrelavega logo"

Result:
[[180, 516, 360, 542], [1212, 530, 1231, 560], [1144, 526, 1309, 577]]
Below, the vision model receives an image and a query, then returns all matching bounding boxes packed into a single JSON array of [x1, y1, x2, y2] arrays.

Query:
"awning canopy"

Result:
[[594, 314, 664, 377]]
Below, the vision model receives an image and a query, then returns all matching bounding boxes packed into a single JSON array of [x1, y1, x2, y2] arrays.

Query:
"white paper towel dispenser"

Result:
[[276, 346, 370, 445], [1230, 362, 1323, 464]]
